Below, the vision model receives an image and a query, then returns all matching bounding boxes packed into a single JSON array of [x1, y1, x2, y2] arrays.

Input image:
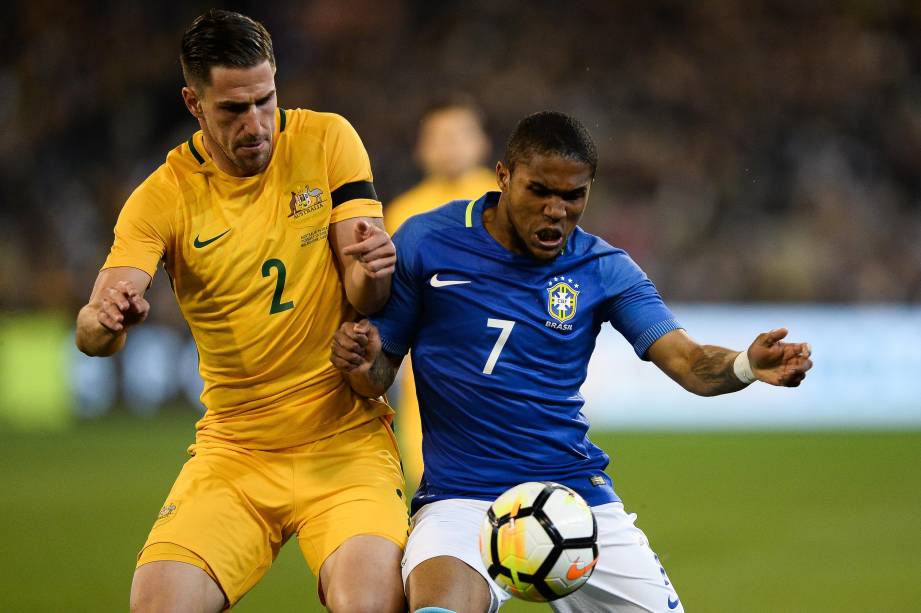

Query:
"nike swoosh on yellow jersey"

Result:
[[193, 229, 231, 248]]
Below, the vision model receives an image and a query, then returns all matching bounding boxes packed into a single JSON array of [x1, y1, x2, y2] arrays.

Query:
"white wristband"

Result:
[[733, 351, 756, 384]]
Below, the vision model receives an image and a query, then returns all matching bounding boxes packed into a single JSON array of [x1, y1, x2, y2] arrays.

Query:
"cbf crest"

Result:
[[546, 276, 580, 323]]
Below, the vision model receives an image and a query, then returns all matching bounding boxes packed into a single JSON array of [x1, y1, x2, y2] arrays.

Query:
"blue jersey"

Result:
[[373, 192, 681, 512]]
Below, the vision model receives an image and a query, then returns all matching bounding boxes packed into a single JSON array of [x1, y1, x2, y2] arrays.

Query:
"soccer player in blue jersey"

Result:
[[331, 111, 813, 613]]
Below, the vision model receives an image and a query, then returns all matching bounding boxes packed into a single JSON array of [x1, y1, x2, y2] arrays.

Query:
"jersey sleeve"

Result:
[[371, 219, 425, 356], [102, 166, 176, 278], [600, 251, 682, 360], [324, 114, 383, 223]]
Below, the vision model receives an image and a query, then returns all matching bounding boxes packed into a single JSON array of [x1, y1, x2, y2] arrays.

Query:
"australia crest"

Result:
[[287, 183, 326, 220]]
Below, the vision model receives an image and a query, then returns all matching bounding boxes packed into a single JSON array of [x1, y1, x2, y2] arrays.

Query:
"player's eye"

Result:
[[221, 104, 250, 114], [563, 189, 586, 201]]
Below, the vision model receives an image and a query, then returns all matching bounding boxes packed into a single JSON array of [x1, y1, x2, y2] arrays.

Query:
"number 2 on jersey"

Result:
[[483, 318, 515, 374], [261, 258, 294, 314]]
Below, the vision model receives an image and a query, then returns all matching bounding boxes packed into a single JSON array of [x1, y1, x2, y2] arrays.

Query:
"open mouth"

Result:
[[535, 228, 564, 250]]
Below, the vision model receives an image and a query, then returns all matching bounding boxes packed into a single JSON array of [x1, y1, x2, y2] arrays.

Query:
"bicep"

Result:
[[88, 267, 152, 304], [646, 328, 699, 383]]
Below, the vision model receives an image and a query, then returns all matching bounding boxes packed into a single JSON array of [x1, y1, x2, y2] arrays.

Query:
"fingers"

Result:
[[360, 254, 397, 277], [341, 226, 397, 278], [759, 328, 788, 346], [775, 355, 813, 386], [95, 281, 150, 333], [96, 286, 133, 332], [330, 322, 371, 371], [341, 224, 392, 258], [354, 219, 371, 241], [118, 280, 148, 313], [97, 300, 125, 332], [758, 346, 813, 387]]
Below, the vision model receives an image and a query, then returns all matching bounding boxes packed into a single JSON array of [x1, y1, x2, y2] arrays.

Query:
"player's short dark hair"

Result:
[[420, 93, 487, 131], [504, 111, 597, 176], [180, 9, 275, 88]]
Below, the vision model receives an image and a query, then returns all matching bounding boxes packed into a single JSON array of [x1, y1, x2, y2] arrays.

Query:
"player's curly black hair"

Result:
[[504, 111, 597, 177], [180, 9, 274, 88]]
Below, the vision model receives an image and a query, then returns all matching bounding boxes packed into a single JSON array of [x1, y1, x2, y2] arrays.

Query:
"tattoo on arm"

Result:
[[368, 351, 399, 392], [689, 345, 747, 395]]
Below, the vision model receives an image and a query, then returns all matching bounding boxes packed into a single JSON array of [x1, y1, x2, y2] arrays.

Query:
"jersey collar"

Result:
[[468, 191, 575, 264]]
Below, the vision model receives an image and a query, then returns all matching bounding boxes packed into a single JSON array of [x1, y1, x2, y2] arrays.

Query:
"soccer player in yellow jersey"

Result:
[[75, 10, 406, 613], [386, 96, 494, 233], [386, 96, 495, 488]]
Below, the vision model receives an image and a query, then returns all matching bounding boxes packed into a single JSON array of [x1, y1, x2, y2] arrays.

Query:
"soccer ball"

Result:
[[479, 481, 598, 602]]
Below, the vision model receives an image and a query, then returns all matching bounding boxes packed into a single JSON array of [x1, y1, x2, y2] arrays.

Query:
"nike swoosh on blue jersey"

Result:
[[430, 274, 471, 288]]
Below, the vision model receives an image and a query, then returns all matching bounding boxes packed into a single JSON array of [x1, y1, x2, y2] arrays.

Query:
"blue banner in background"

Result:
[[2, 306, 919, 430], [582, 305, 921, 429]]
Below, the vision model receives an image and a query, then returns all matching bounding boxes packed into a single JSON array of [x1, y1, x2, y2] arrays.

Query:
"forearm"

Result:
[[343, 262, 391, 315], [75, 304, 126, 357], [683, 345, 749, 397], [345, 350, 399, 398]]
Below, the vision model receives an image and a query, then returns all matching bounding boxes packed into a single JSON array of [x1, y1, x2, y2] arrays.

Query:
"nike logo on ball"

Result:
[[430, 274, 471, 287], [668, 596, 681, 609], [566, 558, 597, 581]]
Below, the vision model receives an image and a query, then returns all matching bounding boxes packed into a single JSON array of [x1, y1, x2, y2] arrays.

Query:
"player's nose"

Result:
[[543, 197, 567, 221], [240, 107, 263, 138]]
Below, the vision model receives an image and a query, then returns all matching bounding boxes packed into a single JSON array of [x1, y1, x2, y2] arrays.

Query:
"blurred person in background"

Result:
[[74, 9, 406, 613], [386, 95, 495, 488]]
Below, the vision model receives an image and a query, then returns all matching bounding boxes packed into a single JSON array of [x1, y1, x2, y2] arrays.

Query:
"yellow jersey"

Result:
[[103, 108, 391, 449], [384, 167, 496, 234]]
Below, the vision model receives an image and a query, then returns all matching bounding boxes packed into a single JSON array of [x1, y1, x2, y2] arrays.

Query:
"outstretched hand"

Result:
[[747, 328, 812, 387], [340, 220, 396, 278], [330, 319, 381, 374]]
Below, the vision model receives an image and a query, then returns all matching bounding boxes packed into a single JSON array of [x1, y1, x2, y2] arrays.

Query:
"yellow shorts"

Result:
[[136, 417, 409, 606]]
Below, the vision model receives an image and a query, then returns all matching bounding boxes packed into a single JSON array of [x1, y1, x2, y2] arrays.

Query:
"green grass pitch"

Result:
[[0, 412, 918, 612]]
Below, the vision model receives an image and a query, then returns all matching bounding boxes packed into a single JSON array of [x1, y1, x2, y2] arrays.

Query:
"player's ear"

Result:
[[181, 86, 203, 119], [496, 161, 510, 192]]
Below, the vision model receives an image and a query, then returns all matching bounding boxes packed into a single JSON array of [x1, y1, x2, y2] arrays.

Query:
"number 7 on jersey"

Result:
[[483, 318, 515, 375]]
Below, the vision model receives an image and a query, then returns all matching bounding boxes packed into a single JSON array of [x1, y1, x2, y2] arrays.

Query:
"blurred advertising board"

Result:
[[1, 306, 919, 430], [583, 305, 921, 429]]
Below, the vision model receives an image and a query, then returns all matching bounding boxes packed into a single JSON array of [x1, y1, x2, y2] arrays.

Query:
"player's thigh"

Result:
[[130, 559, 225, 613], [294, 418, 409, 609], [550, 502, 683, 613], [402, 499, 505, 613], [138, 447, 285, 607], [319, 534, 405, 613]]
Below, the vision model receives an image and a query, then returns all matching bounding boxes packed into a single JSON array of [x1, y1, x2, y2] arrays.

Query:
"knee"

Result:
[[325, 588, 405, 613], [130, 560, 225, 613]]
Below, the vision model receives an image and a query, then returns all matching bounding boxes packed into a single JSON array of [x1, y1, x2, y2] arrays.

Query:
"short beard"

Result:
[[201, 115, 270, 176], [232, 147, 270, 175]]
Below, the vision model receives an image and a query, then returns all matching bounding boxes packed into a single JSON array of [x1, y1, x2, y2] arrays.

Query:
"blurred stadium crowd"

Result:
[[2, 0, 920, 413]]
